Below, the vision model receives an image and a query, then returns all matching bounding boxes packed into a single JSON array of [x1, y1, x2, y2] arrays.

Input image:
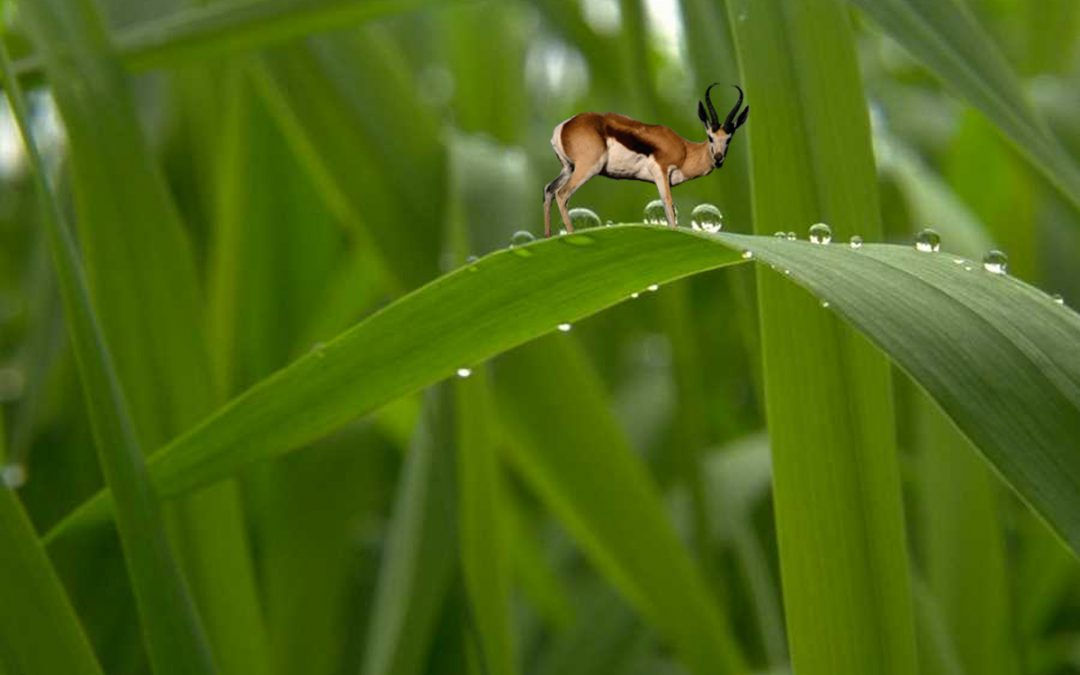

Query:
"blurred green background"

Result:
[[2, 0, 1080, 674]]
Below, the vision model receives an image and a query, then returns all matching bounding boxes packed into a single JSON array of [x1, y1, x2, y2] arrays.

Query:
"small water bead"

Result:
[[808, 223, 832, 245], [786, 232, 797, 241], [1, 464, 26, 489], [630, 292, 640, 299], [569, 207, 601, 230], [820, 300, 830, 308], [774, 231, 786, 239], [456, 367, 472, 379], [647, 284, 659, 292], [741, 250, 754, 259], [915, 228, 940, 253], [604, 220, 614, 227], [557, 322, 572, 332], [849, 235, 863, 250], [1052, 294, 1064, 305], [644, 199, 668, 226], [510, 230, 535, 247], [952, 258, 965, 264], [982, 249, 1008, 274], [690, 204, 723, 233]]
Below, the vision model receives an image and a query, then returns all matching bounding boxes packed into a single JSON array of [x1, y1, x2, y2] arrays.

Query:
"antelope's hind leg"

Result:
[[554, 159, 605, 234], [543, 168, 571, 238]]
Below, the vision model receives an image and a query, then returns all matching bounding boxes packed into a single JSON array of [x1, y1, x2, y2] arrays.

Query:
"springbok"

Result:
[[543, 84, 749, 236]]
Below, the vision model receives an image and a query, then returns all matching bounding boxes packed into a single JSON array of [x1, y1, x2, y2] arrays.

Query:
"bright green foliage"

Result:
[[724, 0, 918, 671]]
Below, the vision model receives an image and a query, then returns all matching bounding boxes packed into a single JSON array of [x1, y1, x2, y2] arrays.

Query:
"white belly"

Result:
[[605, 139, 655, 181]]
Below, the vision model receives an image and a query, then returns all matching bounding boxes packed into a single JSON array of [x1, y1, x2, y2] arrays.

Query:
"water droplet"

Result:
[[820, 300, 830, 308], [647, 284, 659, 292], [952, 258, 965, 264], [557, 323, 572, 332], [456, 367, 472, 378], [558, 228, 568, 236], [510, 230, 536, 247], [741, 250, 754, 259], [569, 207, 601, 230], [786, 232, 797, 241], [915, 228, 940, 252], [963, 265, 973, 272], [1052, 293, 1064, 305], [849, 235, 863, 249], [808, 223, 832, 245], [604, 220, 614, 227], [982, 249, 1008, 274], [1, 464, 26, 489], [690, 204, 723, 233], [644, 199, 669, 226], [466, 255, 479, 264], [630, 292, 640, 299], [783, 269, 791, 276], [774, 231, 786, 239]]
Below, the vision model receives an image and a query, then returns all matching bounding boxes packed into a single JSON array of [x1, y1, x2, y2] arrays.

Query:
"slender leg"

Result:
[[555, 159, 604, 234], [654, 170, 677, 228], [543, 169, 570, 238]]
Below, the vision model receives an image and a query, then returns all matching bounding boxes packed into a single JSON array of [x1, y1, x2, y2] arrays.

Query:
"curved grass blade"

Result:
[[848, 0, 1080, 214], [0, 25, 216, 675], [715, 232, 1080, 552], [44, 226, 743, 540]]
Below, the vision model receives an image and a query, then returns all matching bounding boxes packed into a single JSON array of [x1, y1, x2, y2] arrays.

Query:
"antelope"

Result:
[[543, 84, 749, 236]]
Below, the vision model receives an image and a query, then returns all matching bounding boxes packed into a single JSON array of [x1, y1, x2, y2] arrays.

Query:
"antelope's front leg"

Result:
[[653, 170, 677, 228]]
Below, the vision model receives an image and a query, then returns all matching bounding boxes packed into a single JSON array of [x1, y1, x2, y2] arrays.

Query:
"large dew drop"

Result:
[[690, 204, 723, 233], [808, 223, 832, 245], [569, 207, 601, 230], [915, 228, 940, 252], [849, 235, 863, 249], [982, 250, 1008, 274], [644, 199, 672, 226], [510, 230, 535, 247]]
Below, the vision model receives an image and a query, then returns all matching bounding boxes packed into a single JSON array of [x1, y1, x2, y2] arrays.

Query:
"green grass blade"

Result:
[[362, 386, 457, 675], [15, 0, 269, 671], [455, 371, 516, 675], [0, 486, 104, 675], [725, 0, 919, 671], [42, 226, 743, 541], [494, 336, 745, 674], [848, 0, 1080, 214], [13, 0, 456, 81], [0, 25, 216, 675], [714, 232, 1080, 550]]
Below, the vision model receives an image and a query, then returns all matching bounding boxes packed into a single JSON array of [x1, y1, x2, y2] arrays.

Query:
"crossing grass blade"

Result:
[[0, 486, 104, 675], [0, 22, 217, 675], [724, 0, 919, 671], [847, 0, 1080, 215]]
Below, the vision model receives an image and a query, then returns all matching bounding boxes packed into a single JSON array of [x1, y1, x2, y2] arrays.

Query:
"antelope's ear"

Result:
[[697, 101, 709, 125], [736, 105, 750, 129]]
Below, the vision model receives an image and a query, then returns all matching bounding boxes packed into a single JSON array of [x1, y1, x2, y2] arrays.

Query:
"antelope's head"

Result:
[[697, 84, 749, 168]]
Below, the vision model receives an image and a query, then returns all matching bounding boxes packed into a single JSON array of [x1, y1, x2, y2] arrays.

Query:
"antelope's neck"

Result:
[[679, 141, 714, 181]]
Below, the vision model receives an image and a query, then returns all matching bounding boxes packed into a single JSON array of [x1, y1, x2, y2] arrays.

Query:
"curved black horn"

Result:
[[723, 85, 744, 132], [703, 82, 722, 129]]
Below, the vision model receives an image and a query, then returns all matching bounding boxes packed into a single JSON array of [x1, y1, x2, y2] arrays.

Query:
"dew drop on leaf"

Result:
[[690, 204, 723, 233], [569, 207, 601, 230], [849, 235, 863, 249], [983, 250, 1008, 274], [915, 228, 940, 252], [808, 223, 832, 244]]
